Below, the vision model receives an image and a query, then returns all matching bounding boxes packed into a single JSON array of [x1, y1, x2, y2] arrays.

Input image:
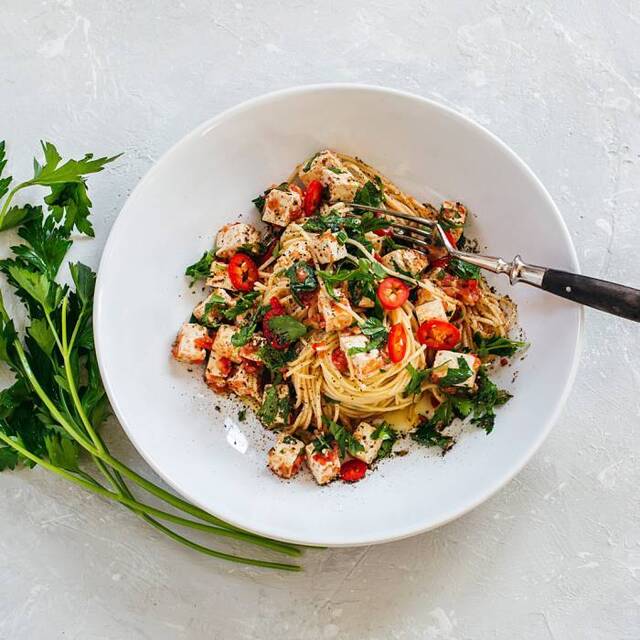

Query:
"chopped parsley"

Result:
[[347, 317, 388, 356], [322, 416, 364, 457], [185, 250, 213, 284], [448, 258, 480, 280], [403, 364, 431, 397], [352, 176, 384, 210], [284, 261, 318, 304], [258, 385, 291, 427], [473, 333, 527, 358], [302, 152, 320, 172], [436, 356, 473, 387], [268, 315, 307, 342], [372, 422, 398, 459]]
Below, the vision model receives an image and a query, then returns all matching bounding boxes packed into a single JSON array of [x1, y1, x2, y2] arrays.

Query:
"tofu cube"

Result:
[[416, 279, 457, 315], [313, 230, 348, 264], [215, 222, 261, 259], [239, 334, 267, 363], [272, 239, 312, 272], [415, 299, 448, 325], [381, 249, 429, 277], [352, 422, 383, 464], [206, 261, 234, 290], [193, 288, 234, 325], [171, 323, 209, 364], [305, 442, 341, 485], [317, 285, 354, 332], [431, 350, 480, 388], [268, 434, 305, 479], [260, 384, 291, 426], [262, 187, 302, 227], [339, 334, 384, 379], [319, 168, 360, 204], [212, 325, 242, 363], [227, 361, 262, 400], [439, 201, 467, 243], [300, 150, 344, 185], [204, 351, 232, 392]]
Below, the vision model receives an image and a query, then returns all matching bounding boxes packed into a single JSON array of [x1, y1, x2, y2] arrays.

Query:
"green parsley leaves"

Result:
[[403, 364, 430, 397], [268, 315, 307, 342], [322, 416, 364, 457], [436, 356, 473, 387], [347, 318, 388, 356], [352, 177, 384, 210], [284, 261, 318, 304], [372, 422, 398, 459], [474, 333, 527, 358], [448, 258, 480, 280], [185, 251, 214, 283]]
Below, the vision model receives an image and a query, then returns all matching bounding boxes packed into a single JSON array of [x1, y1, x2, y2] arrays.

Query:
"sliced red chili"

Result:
[[303, 180, 323, 216], [228, 253, 258, 292], [331, 347, 349, 374], [377, 277, 410, 310], [388, 323, 407, 363], [340, 459, 367, 483], [417, 319, 461, 350], [373, 227, 393, 237]]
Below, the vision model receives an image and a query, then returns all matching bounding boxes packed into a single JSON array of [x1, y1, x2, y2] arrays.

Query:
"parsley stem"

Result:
[[0, 431, 300, 570], [0, 181, 29, 229]]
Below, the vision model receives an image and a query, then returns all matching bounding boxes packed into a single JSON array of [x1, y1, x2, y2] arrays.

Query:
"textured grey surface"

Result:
[[1, 1, 639, 638]]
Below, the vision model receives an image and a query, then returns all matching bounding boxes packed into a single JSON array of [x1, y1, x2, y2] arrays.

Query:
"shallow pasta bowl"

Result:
[[94, 84, 582, 547]]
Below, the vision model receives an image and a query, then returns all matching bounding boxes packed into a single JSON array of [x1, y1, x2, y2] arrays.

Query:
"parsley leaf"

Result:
[[317, 258, 383, 301], [284, 261, 318, 304], [437, 356, 473, 387], [448, 258, 480, 280], [403, 364, 431, 397], [258, 386, 279, 425], [185, 251, 214, 284], [352, 177, 384, 210], [470, 367, 512, 434], [312, 433, 333, 453], [372, 422, 398, 459], [322, 416, 363, 457], [347, 318, 388, 355], [413, 413, 455, 452], [302, 152, 320, 172], [268, 315, 307, 342], [473, 333, 527, 358]]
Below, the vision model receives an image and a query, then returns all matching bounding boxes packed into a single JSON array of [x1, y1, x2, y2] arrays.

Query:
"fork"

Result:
[[352, 204, 640, 322]]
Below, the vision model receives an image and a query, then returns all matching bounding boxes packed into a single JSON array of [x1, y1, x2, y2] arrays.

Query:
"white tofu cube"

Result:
[[300, 150, 344, 185], [215, 223, 261, 259], [272, 239, 312, 272], [204, 351, 232, 392], [228, 362, 262, 400], [212, 325, 242, 363], [319, 168, 360, 203], [440, 201, 467, 243], [317, 285, 354, 332], [206, 261, 234, 289], [352, 422, 383, 464], [416, 279, 457, 314], [313, 231, 348, 264], [305, 442, 341, 485], [381, 249, 429, 276], [339, 334, 384, 379], [268, 434, 305, 479], [262, 187, 302, 227], [431, 350, 480, 388], [171, 323, 210, 364], [239, 334, 266, 362], [415, 299, 448, 325]]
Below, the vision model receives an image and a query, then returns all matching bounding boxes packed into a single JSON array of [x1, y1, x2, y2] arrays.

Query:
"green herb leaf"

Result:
[[347, 317, 388, 355], [372, 422, 398, 459], [185, 251, 214, 283], [437, 356, 473, 387], [474, 332, 527, 358], [448, 258, 480, 280], [403, 364, 431, 397], [413, 411, 455, 452], [268, 315, 307, 342], [322, 416, 363, 457], [44, 433, 79, 470], [285, 261, 318, 304], [352, 177, 384, 209], [258, 386, 279, 425]]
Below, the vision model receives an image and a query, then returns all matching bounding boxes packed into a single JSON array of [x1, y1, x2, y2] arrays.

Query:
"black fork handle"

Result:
[[541, 269, 640, 322]]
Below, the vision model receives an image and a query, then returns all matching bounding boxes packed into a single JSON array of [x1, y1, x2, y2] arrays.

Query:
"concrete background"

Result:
[[1, 1, 639, 638]]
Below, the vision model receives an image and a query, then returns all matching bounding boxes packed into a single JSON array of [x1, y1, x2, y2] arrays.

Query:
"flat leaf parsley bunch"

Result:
[[0, 141, 302, 571]]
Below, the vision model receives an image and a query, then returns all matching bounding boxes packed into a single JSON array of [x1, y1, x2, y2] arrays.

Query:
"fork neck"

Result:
[[452, 251, 546, 287]]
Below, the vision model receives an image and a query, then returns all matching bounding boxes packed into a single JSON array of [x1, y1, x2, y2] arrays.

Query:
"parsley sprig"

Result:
[[0, 141, 300, 571]]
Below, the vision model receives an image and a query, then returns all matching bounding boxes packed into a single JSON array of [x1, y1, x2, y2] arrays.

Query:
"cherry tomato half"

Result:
[[387, 323, 407, 363], [340, 459, 367, 483], [331, 347, 349, 374], [262, 297, 289, 349], [377, 277, 410, 310], [416, 319, 461, 350], [303, 180, 323, 217], [228, 253, 258, 292]]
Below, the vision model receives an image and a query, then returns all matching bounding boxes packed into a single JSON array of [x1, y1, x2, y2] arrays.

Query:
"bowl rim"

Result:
[[94, 83, 584, 546]]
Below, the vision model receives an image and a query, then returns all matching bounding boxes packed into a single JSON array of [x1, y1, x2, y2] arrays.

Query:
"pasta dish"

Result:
[[172, 151, 525, 485]]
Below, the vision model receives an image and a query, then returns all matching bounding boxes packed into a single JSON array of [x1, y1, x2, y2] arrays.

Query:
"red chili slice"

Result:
[[377, 277, 410, 310], [373, 227, 393, 237], [388, 323, 407, 363], [228, 253, 258, 292], [340, 459, 367, 483], [417, 319, 461, 350], [331, 347, 349, 374], [262, 297, 288, 349], [303, 180, 323, 216]]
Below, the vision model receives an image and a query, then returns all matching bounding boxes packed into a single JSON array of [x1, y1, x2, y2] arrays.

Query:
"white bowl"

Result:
[[95, 84, 582, 547]]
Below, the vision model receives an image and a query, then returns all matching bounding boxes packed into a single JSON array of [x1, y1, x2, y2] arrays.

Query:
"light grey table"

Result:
[[1, 1, 639, 638]]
